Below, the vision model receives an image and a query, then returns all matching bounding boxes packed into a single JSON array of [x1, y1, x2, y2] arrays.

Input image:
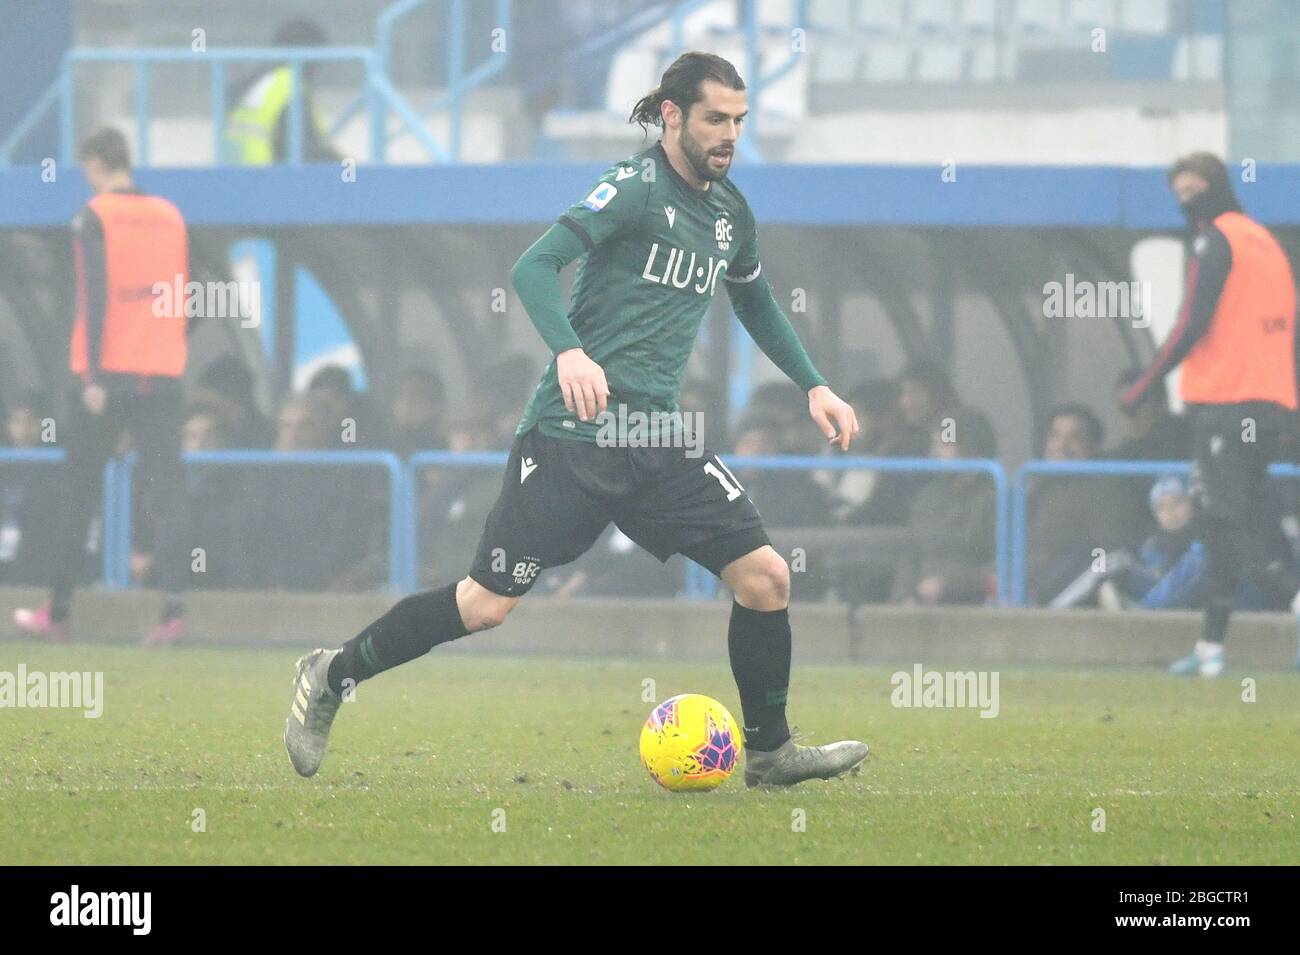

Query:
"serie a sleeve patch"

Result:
[[581, 182, 618, 212]]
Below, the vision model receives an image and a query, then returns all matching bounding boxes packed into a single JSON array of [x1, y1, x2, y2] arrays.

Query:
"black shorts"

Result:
[[468, 425, 770, 596]]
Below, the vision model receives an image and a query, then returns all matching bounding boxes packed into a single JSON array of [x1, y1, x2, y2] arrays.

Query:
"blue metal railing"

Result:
[[686, 454, 1009, 601], [36, 447, 1300, 611], [1010, 459, 1300, 606], [0, 449, 117, 587], [0, 45, 442, 167], [116, 450, 407, 592]]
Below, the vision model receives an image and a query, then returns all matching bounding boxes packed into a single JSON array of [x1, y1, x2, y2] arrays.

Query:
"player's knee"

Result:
[[733, 550, 789, 610], [456, 577, 517, 632]]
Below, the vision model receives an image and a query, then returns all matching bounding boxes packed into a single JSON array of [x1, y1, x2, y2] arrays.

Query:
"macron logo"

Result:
[[664, 206, 676, 228], [50, 885, 151, 935], [520, 456, 538, 484]]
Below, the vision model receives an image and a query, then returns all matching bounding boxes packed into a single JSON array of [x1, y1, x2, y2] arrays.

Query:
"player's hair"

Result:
[[629, 52, 745, 134], [78, 127, 131, 171]]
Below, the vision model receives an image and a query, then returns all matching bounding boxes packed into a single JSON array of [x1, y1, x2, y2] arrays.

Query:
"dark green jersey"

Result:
[[516, 142, 761, 441]]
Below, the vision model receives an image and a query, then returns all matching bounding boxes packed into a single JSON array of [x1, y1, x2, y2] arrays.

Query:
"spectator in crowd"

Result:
[[412, 407, 504, 588], [731, 416, 833, 530], [1123, 475, 1215, 610], [245, 394, 380, 591], [1026, 403, 1142, 605], [1, 392, 62, 587], [832, 376, 932, 526], [390, 367, 447, 456], [307, 364, 387, 448], [223, 18, 339, 165], [897, 360, 957, 435], [177, 404, 259, 590], [1066, 475, 1284, 612], [731, 414, 833, 600], [891, 406, 999, 605], [190, 353, 273, 448]]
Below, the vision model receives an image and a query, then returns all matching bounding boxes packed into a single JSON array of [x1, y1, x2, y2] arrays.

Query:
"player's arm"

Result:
[[724, 212, 859, 449], [510, 166, 646, 421], [72, 208, 108, 413], [1121, 225, 1231, 409]]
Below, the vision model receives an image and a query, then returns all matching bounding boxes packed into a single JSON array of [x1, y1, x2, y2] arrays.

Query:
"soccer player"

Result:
[[14, 127, 192, 646], [285, 53, 869, 786], [1121, 152, 1299, 677]]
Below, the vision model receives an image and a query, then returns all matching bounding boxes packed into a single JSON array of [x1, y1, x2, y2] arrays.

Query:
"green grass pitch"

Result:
[[2, 643, 1297, 865]]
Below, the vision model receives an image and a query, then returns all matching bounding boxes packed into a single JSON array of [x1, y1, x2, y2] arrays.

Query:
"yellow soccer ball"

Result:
[[639, 693, 742, 791]]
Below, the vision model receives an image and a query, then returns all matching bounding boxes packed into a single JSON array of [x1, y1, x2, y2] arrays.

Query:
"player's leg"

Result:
[[285, 426, 610, 777], [616, 446, 866, 786], [15, 387, 125, 641], [283, 576, 518, 778], [131, 384, 191, 645], [1172, 407, 1264, 676], [717, 545, 867, 786]]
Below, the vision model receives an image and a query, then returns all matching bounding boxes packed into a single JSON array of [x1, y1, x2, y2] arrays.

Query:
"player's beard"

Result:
[[678, 125, 732, 183]]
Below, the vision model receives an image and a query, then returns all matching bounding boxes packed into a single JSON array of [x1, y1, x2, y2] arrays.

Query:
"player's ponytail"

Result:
[[628, 52, 745, 135]]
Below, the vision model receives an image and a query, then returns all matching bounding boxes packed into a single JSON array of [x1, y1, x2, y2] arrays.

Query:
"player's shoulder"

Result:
[[595, 146, 661, 191], [714, 176, 755, 225], [573, 147, 659, 215]]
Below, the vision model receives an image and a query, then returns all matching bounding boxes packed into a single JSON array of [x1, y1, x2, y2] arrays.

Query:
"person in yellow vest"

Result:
[[1121, 152, 1299, 676], [224, 18, 339, 165], [14, 128, 193, 646]]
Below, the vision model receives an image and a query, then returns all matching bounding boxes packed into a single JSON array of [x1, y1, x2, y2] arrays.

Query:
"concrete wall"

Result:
[[2, 585, 1296, 671]]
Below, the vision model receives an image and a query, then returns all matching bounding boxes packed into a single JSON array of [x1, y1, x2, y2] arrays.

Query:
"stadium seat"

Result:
[[860, 41, 912, 83], [811, 40, 862, 84], [856, 0, 906, 34], [1172, 35, 1223, 82], [1119, 0, 1171, 34], [605, 48, 661, 116], [808, 0, 854, 32], [915, 43, 966, 83], [959, 0, 999, 33], [1012, 0, 1065, 34], [1067, 0, 1118, 30]]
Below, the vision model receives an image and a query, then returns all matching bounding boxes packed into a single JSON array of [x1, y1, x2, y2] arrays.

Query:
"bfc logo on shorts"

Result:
[[512, 559, 541, 586]]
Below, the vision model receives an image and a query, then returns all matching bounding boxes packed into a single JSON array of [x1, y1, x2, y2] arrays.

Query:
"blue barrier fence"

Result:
[[683, 454, 1009, 602], [10, 448, 1300, 608], [115, 449, 407, 592]]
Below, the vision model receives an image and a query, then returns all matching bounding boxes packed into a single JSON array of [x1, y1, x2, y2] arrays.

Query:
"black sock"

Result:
[[327, 583, 469, 696], [727, 601, 791, 752], [161, 594, 184, 622], [1202, 597, 1232, 646]]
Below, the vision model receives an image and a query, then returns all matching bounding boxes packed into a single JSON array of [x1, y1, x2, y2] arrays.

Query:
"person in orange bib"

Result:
[[14, 128, 192, 646], [1121, 152, 1299, 676]]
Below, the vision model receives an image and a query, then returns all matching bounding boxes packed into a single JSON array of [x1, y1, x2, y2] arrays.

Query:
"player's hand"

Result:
[[556, 348, 609, 423], [808, 384, 859, 451], [82, 383, 107, 416]]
